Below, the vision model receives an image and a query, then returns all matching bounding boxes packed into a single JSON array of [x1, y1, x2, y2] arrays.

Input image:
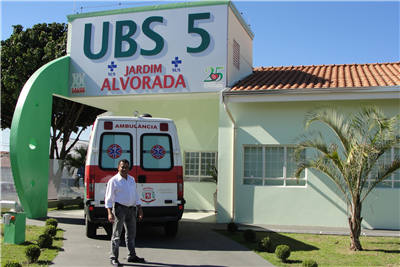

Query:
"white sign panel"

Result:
[[68, 4, 228, 97]]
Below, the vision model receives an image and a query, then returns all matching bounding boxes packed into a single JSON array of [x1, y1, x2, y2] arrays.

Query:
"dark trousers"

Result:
[[110, 205, 137, 260]]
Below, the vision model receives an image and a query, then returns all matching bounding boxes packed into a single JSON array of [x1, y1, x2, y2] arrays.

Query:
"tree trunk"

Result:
[[348, 201, 363, 251]]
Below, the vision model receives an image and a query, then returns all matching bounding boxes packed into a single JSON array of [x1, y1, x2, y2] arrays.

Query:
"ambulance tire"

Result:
[[164, 221, 179, 237], [86, 216, 97, 238]]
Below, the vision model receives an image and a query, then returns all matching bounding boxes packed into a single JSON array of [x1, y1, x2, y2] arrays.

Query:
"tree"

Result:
[[49, 98, 103, 160], [1, 23, 67, 129], [291, 104, 400, 251], [1, 23, 104, 160], [63, 145, 87, 188]]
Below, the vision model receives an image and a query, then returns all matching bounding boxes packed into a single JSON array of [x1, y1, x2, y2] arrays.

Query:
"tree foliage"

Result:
[[1, 23, 104, 159], [1, 23, 67, 128], [291, 104, 400, 251]]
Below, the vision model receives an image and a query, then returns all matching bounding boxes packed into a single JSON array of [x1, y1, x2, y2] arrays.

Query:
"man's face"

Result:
[[117, 162, 129, 177]]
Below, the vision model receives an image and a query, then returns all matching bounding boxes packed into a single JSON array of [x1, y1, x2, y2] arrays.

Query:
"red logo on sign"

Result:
[[141, 187, 156, 204]]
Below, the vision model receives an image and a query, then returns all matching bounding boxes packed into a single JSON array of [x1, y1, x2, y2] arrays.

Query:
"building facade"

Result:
[[9, 1, 400, 230]]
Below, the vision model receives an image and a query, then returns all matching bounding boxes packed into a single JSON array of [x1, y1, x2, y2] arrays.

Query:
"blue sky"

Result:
[[1, 0, 399, 151]]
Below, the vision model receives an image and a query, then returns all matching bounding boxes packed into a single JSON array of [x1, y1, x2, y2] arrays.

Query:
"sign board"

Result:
[[68, 3, 228, 97]]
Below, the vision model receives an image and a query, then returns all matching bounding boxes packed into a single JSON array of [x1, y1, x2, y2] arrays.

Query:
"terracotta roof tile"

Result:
[[230, 62, 400, 91]]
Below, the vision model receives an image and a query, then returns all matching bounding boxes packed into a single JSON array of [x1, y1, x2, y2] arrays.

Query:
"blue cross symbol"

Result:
[[108, 61, 117, 72], [171, 57, 182, 68]]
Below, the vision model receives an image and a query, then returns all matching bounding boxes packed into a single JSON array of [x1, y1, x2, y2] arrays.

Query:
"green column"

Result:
[[10, 56, 70, 218]]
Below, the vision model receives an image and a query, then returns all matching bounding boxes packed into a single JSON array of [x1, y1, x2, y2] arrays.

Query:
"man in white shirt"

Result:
[[105, 159, 145, 266]]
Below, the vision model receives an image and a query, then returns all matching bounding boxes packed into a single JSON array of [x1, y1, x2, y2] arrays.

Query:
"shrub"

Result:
[[45, 218, 58, 228], [25, 245, 41, 263], [2, 260, 22, 267], [37, 234, 53, 248], [258, 236, 271, 252], [275, 245, 291, 262], [78, 201, 84, 209], [227, 222, 238, 234], [302, 259, 318, 267], [243, 229, 256, 242], [57, 202, 64, 210], [44, 225, 57, 237]]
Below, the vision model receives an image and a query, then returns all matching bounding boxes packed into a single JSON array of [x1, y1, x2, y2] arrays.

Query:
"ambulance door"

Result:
[[136, 122, 177, 211], [97, 126, 136, 203]]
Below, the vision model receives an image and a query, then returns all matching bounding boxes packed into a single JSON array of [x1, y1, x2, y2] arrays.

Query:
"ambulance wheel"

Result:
[[164, 221, 178, 237], [86, 216, 97, 238]]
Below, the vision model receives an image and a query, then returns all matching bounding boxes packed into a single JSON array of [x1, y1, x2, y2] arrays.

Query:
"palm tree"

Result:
[[63, 145, 87, 188], [204, 162, 218, 185], [291, 104, 400, 251]]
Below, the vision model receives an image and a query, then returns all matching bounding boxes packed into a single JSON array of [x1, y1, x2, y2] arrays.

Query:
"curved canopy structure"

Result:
[[10, 56, 70, 218]]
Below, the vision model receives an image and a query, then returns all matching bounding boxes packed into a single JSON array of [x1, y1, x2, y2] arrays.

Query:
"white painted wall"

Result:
[[218, 99, 400, 230]]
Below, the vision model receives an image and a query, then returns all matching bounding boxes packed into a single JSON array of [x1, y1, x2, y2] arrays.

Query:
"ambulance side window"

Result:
[[99, 133, 133, 170], [141, 134, 173, 171]]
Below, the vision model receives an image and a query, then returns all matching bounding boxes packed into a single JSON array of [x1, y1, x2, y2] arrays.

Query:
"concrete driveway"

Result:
[[27, 210, 274, 267]]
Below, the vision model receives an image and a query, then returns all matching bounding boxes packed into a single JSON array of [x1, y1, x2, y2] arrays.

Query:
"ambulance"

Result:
[[84, 114, 185, 238]]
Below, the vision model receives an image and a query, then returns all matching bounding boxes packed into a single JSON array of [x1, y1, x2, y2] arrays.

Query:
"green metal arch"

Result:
[[10, 55, 70, 218]]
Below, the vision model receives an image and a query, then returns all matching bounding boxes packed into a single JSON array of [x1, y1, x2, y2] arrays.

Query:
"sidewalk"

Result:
[[180, 210, 399, 237], [26, 209, 400, 237]]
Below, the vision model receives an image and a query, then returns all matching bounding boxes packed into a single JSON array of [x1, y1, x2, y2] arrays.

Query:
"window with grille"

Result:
[[243, 146, 306, 186], [368, 147, 399, 189], [184, 151, 217, 182], [233, 39, 240, 70]]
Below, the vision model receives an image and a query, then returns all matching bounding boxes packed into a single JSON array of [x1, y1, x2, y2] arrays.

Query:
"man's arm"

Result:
[[137, 205, 143, 220], [107, 208, 115, 223], [105, 178, 115, 223]]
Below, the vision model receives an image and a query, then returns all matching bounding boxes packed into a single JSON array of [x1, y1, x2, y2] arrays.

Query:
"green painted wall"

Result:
[[10, 56, 70, 218], [113, 95, 220, 210], [218, 99, 400, 229]]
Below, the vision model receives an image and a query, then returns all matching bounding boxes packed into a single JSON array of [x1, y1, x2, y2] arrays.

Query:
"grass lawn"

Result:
[[216, 230, 400, 266], [1, 224, 63, 267]]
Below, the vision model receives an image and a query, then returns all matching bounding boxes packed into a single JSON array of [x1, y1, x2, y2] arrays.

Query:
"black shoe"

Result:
[[127, 256, 145, 263], [110, 259, 123, 266]]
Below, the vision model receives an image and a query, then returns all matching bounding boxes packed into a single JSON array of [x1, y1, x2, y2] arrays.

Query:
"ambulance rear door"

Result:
[[96, 119, 137, 205], [136, 120, 178, 218]]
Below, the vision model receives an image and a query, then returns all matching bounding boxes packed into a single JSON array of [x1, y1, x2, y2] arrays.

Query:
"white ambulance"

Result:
[[84, 114, 185, 238]]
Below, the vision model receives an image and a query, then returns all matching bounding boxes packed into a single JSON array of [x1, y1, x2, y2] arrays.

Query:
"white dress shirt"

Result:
[[104, 173, 141, 209]]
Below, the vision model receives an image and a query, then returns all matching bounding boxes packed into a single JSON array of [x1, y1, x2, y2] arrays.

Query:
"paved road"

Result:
[[27, 210, 274, 267]]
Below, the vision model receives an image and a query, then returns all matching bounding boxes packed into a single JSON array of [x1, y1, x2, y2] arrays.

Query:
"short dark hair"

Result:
[[118, 159, 130, 166]]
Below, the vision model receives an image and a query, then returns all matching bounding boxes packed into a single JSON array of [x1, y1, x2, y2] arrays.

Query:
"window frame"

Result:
[[367, 146, 399, 189], [140, 133, 174, 172], [99, 132, 133, 171], [243, 145, 307, 187], [184, 151, 218, 182]]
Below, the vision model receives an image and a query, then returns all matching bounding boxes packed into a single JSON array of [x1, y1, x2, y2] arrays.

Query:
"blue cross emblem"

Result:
[[171, 57, 182, 68], [108, 61, 117, 72], [151, 145, 165, 159], [108, 144, 122, 159]]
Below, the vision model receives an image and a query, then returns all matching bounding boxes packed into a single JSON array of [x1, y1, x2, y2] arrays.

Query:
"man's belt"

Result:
[[115, 202, 135, 209]]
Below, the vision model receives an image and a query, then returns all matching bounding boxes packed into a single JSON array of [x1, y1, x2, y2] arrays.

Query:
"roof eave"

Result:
[[223, 86, 400, 103]]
